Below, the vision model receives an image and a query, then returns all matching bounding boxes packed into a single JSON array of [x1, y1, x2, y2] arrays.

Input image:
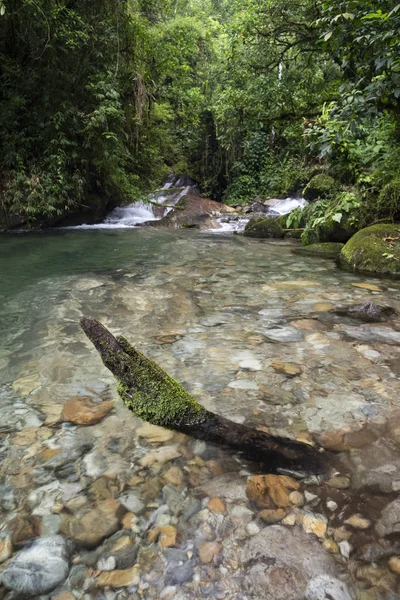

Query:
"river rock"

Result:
[[344, 514, 371, 530], [305, 575, 355, 600], [264, 327, 303, 343], [338, 325, 400, 345], [388, 556, 400, 574], [61, 395, 113, 425], [259, 508, 286, 523], [137, 423, 175, 443], [198, 542, 221, 563], [375, 498, 400, 537], [0, 538, 12, 563], [96, 566, 140, 588], [208, 498, 225, 514], [60, 499, 124, 547], [246, 474, 300, 508], [1, 535, 73, 595], [271, 361, 303, 377], [241, 525, 349, 600], [197, 473, 247, 502]]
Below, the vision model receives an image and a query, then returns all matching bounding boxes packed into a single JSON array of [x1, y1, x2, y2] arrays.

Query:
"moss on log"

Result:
[[81, 317, 325, 474]]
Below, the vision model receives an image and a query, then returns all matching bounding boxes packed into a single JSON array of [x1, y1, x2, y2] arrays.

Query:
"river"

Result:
[[1, 228, 400, 599]]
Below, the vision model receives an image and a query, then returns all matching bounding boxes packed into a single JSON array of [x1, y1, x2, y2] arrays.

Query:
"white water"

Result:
[[264, 197, 308, 215], [67, 173, 307, 232]]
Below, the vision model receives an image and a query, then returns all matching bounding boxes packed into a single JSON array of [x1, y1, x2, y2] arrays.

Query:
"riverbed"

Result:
[[1, 228, 400, 599]]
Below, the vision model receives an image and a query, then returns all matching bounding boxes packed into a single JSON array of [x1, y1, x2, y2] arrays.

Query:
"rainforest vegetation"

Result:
[[0, 0, 399, 229]]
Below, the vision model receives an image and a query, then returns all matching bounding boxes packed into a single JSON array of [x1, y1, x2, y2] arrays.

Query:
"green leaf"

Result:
[[323, 31, 333, 42], [331, 213, 343, 223], [0, 3, 5, 16]]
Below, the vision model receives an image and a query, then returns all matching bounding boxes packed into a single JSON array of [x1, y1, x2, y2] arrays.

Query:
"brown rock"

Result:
[[208, 498, 226, 514], [312, 302, 335, 311], [247, 474, 300, 508], [259, 508, 286, 523], [9, 514, 36, 546], [327, 476, 351, 489], [163, 466, 184, 487], [323, 539, 339, 554], [388, 556, 400, 575], [60, 499, 123, 547], [122, 513, 138, 530], [137, 423, 174, 443], [271, 362, 303, 377], [344, 514, 371, 530], [62, 396, 113, 425], [159, 526, 177, 548], [0, 538, 12, 563], [333, 526, 352, 542], [53, 593, 76, 600], [352, 282, 382, 292], [302, 515, 327, 539], [97, 566, 140, 588], [199, 542, 221, 564]]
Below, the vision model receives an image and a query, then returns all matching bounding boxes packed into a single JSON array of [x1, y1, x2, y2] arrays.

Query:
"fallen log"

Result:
[[80, 317, 325, 474]]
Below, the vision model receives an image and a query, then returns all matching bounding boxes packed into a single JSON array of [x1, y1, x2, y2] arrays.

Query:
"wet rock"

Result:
[[166, 560, 195, 585], [305, 575, 354, 600], [375, 498, 400, 537], [338, 541, 351, 559], [323, 539, 339, 554], [137, 423, 175, 443], [208, 498, 225, 514], [0, 538, 12, 564], [139, 445, 181, 467], [197, 473, 247, 502], [97, 531, 138, 570], [302, 514, 327, 539], [271, 361, 303, 377], [344, 514, 371, 530], [149, 526, 177, 548], [289, 491, 304, 506], [9, 514, 36, 546], [61, 395, 113, 425], [198, 542, 221, 564], [163, 466, 184, 487], [388, 556, 400, 575], [242, 525, 345, 600], [118, 492, 145, 514], [264, 327, 303, 343], [246, 474, 300, 508], [351, 282, 382, 291], [60, 499, 124, 547], [244, 216, 284, 239], [96, 566, 140, 588], [1, 535, 73, 595], [338, 325, 400, 345], [259, 508, 286, 523], [332, 302, 396, 323], [327, 476, 350, 490]]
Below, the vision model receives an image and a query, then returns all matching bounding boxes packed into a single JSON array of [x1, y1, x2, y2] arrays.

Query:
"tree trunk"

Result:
[[80, 317, 325, 474]]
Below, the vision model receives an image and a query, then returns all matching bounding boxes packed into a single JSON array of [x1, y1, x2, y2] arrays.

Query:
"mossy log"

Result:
[[81, 317, 324, 474]]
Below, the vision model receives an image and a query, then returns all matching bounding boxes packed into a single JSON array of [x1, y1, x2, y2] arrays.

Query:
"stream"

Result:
[[1, 228, 400, 599]]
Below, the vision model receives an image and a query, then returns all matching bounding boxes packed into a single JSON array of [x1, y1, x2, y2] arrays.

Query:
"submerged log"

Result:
[[80, 317, 325, 474]]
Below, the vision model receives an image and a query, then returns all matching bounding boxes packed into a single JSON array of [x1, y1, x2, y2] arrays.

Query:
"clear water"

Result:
[[1, 228, 400, 598]]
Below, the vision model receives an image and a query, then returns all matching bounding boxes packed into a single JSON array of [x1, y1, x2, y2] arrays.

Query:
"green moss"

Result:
[[376, 179, 400, 221], [302, 174, 335, 201], [244, 216, 284, 238], [115, 336, 207, 427], [302, 242, 344, 255], [340, 224, 400, 276]]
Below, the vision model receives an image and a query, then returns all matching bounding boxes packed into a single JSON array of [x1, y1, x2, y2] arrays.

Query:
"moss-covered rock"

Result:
[[340, 224, 400, 276], [300, 242, 344, 256], [244, 217, 284, 238], [302, 174, 335, 201], [301, 229, 319, 246]]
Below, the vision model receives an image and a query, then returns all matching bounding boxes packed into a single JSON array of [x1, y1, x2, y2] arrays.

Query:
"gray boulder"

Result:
[[1, 535, 73, 596]]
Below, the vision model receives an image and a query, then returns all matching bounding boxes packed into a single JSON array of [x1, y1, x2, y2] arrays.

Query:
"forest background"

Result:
[[0, 0, 399, 232]]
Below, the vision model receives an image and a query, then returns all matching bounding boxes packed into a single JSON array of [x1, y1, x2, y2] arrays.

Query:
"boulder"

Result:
[[150, 191, 235, 230], [1, 535, 73, 596], [244, 216, 284, 238], [303, 174, 335, 201], [241, 525, 353, 600], [296, 242, 344, 257], [340, 223, 400, 276]]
